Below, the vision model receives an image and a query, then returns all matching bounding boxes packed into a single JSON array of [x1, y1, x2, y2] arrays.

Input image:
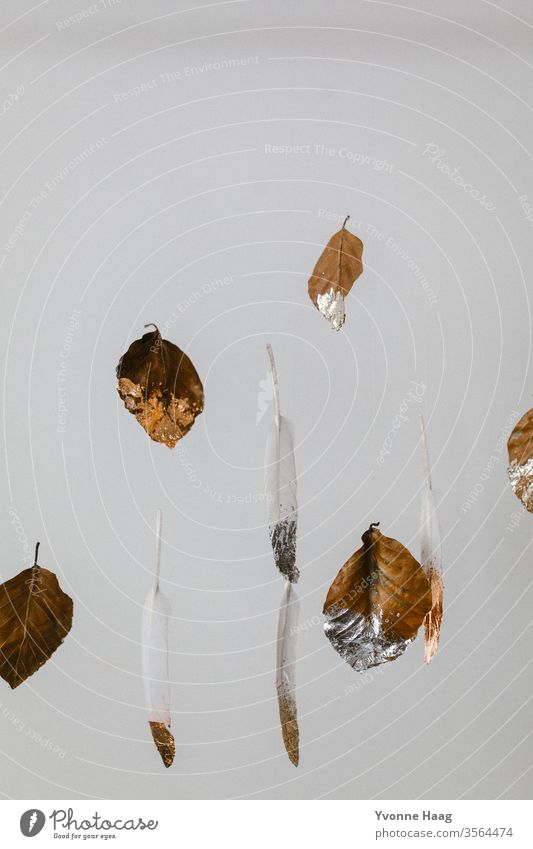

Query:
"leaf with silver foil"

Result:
[[308, 215, 363, 331], [323, 524, 431, 671], [507, 408, 533, 512]]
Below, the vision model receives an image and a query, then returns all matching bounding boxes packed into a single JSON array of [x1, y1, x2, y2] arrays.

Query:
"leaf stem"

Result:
[[144, 323, 161, 337], [33, 542, 40, 568], [342, 214, 350, 229]]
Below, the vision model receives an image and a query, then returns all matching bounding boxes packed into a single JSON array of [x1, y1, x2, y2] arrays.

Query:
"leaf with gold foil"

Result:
[[308, 215, 363, 331], [420, 416, 443, 665], [507, 407, 533, 512], [0, 543, 73, 689], [117, 324, 203, 448], [323, 524, 431, 671], [142, 510, 175, 768]]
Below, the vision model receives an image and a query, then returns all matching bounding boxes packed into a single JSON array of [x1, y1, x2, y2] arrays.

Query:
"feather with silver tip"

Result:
[[264, 345, 299, 583]]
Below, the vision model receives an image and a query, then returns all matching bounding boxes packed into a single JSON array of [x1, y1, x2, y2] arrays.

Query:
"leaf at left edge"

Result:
[[0, 566, 73, 688]]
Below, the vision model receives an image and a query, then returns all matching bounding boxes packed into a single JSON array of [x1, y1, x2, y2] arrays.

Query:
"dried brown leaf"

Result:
[[0, 545, 73, 689], [323, 524, 431, 671], [117, 325, 203, 448], [308, 217, 363, 330], [507, 408, 533, 511]]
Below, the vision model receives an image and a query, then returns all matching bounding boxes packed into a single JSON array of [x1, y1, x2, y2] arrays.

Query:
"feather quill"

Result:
[[420, 416, 443, 664], [276, 580, 300, 766], [264, 344, 299, 583], [141, 510, 175, 767]]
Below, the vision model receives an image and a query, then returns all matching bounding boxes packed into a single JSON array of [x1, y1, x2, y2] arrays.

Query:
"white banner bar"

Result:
[[1, 799, 531, 847]]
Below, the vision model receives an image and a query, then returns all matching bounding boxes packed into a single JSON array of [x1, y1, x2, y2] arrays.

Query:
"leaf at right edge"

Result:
[[420, 417, 444, 665], [507, 407, 533, 512], [0, 566, 73, 689], [276, 581, 299, 766], [142, 586, 175, 768], [265, 415, 299, 583]]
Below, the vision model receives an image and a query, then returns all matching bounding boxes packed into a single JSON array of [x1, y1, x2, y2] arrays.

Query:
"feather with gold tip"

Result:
[[276, 580, 299, 766], [419, 416, 443, 664], [264, 344, 300, 766], [141, 510, 175, 767]]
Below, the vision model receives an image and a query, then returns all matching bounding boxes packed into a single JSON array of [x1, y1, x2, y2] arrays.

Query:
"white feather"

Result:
[[264, 416, 297, 527], [264, 344, 299, 582], [276, 580, 299, 695], [420, 415, 443, 664], [420, 416, 442, 575], [141, 510, 171, 726]]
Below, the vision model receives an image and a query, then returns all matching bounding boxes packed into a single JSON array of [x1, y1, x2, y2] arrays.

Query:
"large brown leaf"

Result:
[[507, 408, 533, 511], [308, 216, 363, 331], [0, 544, 73, 688], [323, 524, 431, 671], [117, 324, 204, 448]]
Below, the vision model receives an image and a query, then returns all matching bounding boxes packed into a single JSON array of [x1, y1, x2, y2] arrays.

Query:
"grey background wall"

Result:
[[0, 0, 532, 800]]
